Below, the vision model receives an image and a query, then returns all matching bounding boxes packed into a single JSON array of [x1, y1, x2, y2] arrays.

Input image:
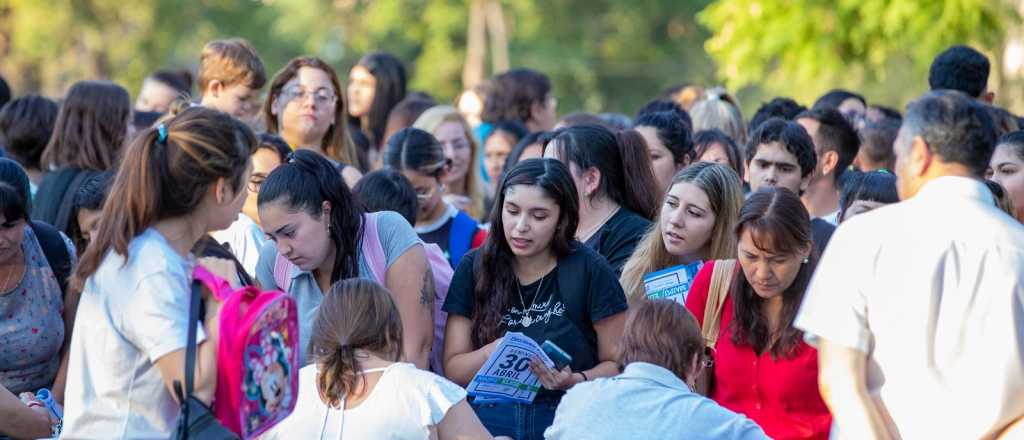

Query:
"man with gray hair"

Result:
[[796, 90, 1024, 439]]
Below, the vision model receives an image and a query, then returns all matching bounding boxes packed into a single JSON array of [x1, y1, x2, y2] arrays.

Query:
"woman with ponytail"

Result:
[[544, 125, 660, 276], [254, 149, 433, 369], [263, 279, 494, 439], [383, 128, 488, 269], [62, 107, 254, 438]]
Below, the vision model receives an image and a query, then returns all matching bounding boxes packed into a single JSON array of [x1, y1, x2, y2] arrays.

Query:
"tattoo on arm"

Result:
[[420, 267, 436, 307]]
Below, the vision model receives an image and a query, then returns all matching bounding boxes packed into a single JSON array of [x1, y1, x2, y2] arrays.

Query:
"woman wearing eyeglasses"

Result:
[[262, 56, 366, 186], [413, 106, 489, 221], [383, 128, 487, 269]]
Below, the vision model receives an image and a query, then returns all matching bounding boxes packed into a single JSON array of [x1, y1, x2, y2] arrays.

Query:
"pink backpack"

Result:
[[272, 212, 454, 373], [193, 265, 299, 439]]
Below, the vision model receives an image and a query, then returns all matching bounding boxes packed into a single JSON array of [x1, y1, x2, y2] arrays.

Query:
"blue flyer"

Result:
[[642, 261, 704, 304]]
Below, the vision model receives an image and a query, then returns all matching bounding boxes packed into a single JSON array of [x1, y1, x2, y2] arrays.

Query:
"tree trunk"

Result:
[[484, 0, 509, 74], [463, 0, 487, 89]]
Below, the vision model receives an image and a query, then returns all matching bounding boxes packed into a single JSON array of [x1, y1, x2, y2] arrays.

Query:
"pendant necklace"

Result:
[[515, 275, 545, 328]]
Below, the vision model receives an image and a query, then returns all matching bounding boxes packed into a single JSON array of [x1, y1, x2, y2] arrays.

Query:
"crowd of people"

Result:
[[0, 37, 1021, 439]]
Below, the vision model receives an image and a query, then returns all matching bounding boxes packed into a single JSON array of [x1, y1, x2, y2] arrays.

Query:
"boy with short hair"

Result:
[[198, 38, 266, 118]]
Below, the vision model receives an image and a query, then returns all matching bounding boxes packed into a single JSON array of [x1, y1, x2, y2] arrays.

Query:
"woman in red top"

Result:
[[685, 187, 831, 440]]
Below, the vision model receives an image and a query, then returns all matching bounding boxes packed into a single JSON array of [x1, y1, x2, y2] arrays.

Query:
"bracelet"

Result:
[[578, 371, 589, 382]]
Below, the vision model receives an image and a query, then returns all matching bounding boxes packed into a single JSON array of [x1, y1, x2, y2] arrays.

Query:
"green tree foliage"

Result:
[[699, 0, 1018, 107], [0, 0, 714, 115]]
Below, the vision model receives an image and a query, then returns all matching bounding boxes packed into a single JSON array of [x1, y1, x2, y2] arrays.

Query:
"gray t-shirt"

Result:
[[0, 226, 76, 394], [255, 211, 421, 365]]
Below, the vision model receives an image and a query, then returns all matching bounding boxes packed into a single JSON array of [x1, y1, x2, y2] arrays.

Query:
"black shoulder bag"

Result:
[[173, 280, 238, 440]]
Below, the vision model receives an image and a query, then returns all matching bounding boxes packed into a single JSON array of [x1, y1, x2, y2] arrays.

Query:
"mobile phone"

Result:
[[541, 340, 573, 370]]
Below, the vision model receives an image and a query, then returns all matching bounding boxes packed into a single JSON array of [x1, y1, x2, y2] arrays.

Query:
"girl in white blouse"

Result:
[[263, 278, 495, 440]]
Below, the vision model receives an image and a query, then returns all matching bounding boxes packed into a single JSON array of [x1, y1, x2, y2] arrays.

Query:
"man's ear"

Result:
[[821, 150, 839, 177], [910, 136, 934, 178], [982, 91, 996, 104]]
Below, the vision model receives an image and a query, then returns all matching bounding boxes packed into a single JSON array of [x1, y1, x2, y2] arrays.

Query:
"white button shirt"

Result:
[[796, 176, 1024, 439]]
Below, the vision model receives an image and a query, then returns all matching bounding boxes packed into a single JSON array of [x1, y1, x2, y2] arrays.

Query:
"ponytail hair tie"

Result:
[[156, 124, 169, 145]]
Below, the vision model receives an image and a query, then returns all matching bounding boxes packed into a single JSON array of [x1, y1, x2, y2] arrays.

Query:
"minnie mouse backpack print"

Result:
[[193, 265, 300, 439]]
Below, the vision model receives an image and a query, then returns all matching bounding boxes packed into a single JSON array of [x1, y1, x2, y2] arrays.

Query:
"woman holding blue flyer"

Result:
[[620, 162, 744, 304], [443, 158, 628, 440]]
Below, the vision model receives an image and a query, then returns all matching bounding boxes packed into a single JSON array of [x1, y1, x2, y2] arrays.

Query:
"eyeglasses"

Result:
[[280, 87, 337, 106]]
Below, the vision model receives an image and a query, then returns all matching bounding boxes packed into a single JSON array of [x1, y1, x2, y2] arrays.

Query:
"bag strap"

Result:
[[447, 211, 476, 268], [273, 254, 295, 292], [30, 221, 71, 294], [54, 170, 94, 233], [701, 259, 736, 348], [360, 212, 386, 284], [174, 279, 203, 440]]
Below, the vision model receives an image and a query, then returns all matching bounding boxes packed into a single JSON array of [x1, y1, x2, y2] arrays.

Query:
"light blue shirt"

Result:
[[544, 362, 769, 440], [255, 211, 421, 366]]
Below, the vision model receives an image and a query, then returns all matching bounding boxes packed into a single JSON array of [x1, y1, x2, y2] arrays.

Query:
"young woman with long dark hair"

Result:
[[347, 52, 407, 157], [443, 158, 628, 440], [34, 81, 132, 234]]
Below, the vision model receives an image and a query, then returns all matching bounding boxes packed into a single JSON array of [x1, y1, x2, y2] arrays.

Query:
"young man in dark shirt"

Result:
[[744, 117, 835, 252]]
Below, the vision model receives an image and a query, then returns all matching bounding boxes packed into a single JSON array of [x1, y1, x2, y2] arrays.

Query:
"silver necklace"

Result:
[[515, 275, 545, 328], [577, 206, 620, 243]]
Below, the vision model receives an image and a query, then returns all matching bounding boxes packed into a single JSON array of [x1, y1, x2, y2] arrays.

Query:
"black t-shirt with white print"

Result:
[[443, 244, 628, 397]]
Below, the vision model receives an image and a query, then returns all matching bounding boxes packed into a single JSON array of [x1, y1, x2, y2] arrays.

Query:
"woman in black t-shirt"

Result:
[[443, 158, 628, 440], [543, 125, 660, 276]]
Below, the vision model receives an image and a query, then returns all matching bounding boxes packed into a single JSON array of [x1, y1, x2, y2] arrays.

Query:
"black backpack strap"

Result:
[[54, 169, 93, 233], [31, 221, 71, 294], [174, 280, 203, 440], [555, 247, 588, 328]]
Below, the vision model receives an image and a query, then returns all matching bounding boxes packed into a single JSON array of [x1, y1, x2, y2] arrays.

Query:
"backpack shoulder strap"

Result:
[[54, 169, 94, 233], [31, 221, 71, 293], [702, 259, 736, 348], [555, 247, 589, 326], [447, 211, 477, 268], [360, 212, 387, 284], [273, 253, 296, 292]]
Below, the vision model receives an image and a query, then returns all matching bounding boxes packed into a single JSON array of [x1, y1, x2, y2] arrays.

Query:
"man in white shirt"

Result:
[[796, 90, 1024, 439], [796, 107, 861, 225]]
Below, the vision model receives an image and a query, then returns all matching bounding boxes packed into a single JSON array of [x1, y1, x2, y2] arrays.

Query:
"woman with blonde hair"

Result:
[[691, 88, 748, 145], [413, 105, 487, 219], [263, 278, 495, 439], [620, 162, 744, 304]]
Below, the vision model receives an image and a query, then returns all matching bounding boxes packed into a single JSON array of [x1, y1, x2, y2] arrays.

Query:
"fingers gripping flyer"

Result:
[[467, 332, 556, 404]]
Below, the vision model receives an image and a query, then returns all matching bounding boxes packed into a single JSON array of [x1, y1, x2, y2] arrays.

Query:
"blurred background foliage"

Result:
[[0, 0, 1020, 117]]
